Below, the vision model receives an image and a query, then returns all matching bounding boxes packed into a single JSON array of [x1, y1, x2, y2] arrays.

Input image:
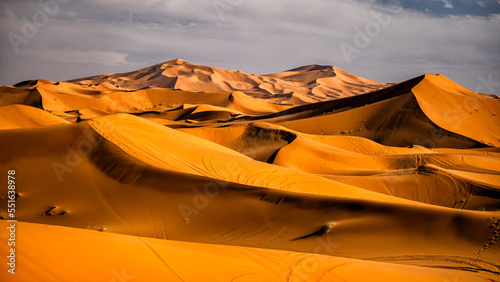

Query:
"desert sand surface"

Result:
[[1, 59, 499, 281]]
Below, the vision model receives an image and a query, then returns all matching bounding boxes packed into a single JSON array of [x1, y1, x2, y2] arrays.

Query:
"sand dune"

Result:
[[68, 59, 390, 104], [1, 60, 499, 281], [2, 221, 489, 282], [0, 104, 69, 129]]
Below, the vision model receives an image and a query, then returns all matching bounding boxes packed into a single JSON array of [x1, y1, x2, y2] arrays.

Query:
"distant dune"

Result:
[[1, 59, 499, 281], [67, 58, 390, 103]]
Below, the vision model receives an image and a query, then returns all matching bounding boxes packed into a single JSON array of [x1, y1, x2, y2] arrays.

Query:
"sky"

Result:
[[0, 0, 499, 93]]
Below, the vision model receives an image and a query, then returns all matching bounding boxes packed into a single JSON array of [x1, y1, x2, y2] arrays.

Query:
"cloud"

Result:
[[20, 49, 129, 66], [0, 0, 499, 93], [440, 0, 454, 8]]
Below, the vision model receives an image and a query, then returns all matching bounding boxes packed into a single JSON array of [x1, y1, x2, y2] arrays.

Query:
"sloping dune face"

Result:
[[1, 60, 499, 281]]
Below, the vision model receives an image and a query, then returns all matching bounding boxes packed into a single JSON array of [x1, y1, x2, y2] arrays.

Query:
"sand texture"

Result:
[[1, 59, 499, 281]]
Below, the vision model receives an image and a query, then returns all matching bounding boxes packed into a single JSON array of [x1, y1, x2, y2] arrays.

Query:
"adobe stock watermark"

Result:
[[178, 159, 242, 224], [50, 96, 121, 183], [110, 268, 134, 282], [213, 0, 243, 21], [474, 74, 500, 94], [386, 154, 416, 195], [285, 241, 341, 281], [282, 226, 340, 281], [414, 73, 498, 148], [178, 125, 283, 223], [340, 0, 402, 63], [387, 73, 499, 199], [7, 0, 71, 54], [442, 73, 499, 134], [51, 126, 104, 182], [6, 169, 17, 275]]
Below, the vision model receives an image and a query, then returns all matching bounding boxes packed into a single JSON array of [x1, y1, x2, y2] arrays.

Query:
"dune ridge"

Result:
[[67, 59, 391, 104], [1, 60, 499, 281]]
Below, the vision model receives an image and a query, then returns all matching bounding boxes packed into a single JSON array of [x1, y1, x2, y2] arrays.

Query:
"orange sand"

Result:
[[0, 59, 499, 281]]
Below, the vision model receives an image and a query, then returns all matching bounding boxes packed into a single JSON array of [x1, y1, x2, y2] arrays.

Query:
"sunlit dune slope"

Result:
[[0, 104, 69, 129], [0, 221, 489, 282], [412, 74, 500, 147], [275, 75, 499, 147], [88, 113, 420, 202]]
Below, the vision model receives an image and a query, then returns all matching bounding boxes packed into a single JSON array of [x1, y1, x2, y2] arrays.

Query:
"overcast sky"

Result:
[[1, 0, 499, 93]]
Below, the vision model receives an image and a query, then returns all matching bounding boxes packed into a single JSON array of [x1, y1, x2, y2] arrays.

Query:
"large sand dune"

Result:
[[1, 59, 499, 281]]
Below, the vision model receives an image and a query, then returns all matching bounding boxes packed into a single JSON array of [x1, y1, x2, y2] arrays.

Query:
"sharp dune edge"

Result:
[[0, 59, 499, 281]]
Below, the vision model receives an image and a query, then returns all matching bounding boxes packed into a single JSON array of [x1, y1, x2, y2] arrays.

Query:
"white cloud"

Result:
[[0, 0, 499, 92], [430, 0, 453, 8], [441, 0, 454, 8], [26, 49, 129, 66]]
